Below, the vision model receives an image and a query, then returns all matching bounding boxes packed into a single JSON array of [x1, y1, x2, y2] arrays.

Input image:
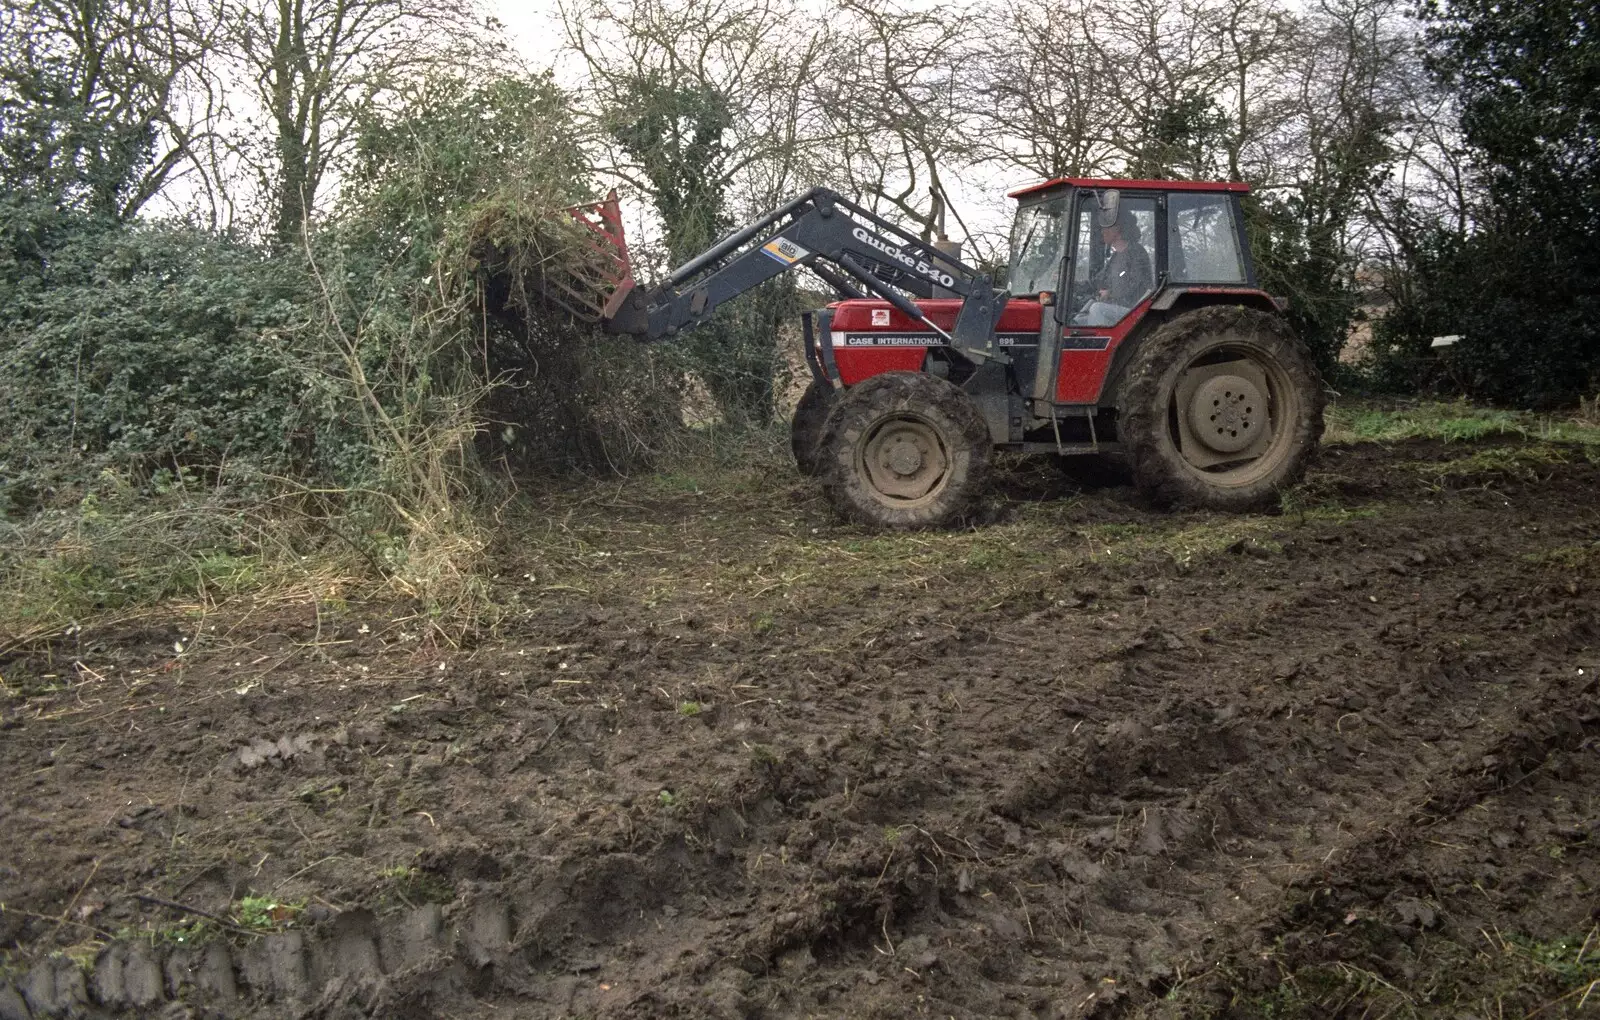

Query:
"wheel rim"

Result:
[[857, 415, 951, 506], [1168, 343, 1301, 486]]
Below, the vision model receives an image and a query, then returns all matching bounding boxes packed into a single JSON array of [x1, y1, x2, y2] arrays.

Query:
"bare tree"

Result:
[[562, 0, 830, 260], [972, 0, 1298, 182], [1083, 0, 1238, 177], [805, 0, 981, 239], [0, 0, 220, 220], [220, 0, 492, 241], [1212, 0, 1297, 182], [1269, 0, 1412, 248], [971, 0, 1123, 180], [561, 0, 830, 424]]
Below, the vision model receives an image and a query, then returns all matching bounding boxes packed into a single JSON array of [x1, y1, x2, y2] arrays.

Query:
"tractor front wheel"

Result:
[[821, 372, 991, 529], [790, 379, 835, 476], [1117, 306, 1324, 510]]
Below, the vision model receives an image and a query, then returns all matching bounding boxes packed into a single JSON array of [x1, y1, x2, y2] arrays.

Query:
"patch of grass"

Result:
[[1497, 930, 1600, 993], [1081, 517, 1270, 570], [676, 700, 704, 717], [645, 471, 706, 495], [1183, 927, 1600, 1019], [1415, 444, 1570, 482], [234, 896, 304, 931], [118, 918, 220, 948], [1523, 543, 1600, 570], [296, 780, 348, 808], [964, 542, 1026, 571], [56, 941, 103, 974], [0, 485, 371, 647], [749, 744, 780, 767], [1277, 485, 1386, 523], [1325, 400, 1600, 447], [498, 448, 1395, 635]]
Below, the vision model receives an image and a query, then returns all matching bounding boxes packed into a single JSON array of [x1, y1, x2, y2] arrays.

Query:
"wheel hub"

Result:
[[1188, 374, 1263, 454], [862, 419, 948, 501], [884, 436, 924, 476]]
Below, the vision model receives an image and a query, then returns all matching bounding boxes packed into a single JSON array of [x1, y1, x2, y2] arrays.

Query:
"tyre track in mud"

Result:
[[794, 488, 1595, 1016], [0, 440, 1595, 1018]]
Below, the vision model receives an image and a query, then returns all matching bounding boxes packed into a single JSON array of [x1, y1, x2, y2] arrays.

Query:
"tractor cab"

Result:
[[1006, 178, 1257, 330]]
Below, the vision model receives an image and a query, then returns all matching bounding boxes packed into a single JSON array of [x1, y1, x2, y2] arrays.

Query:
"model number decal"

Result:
[[850, 227, 957, 289], [830, 331, 1036, 348]]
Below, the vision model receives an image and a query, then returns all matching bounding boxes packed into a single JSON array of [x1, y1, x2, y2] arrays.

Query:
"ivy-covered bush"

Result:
[[1366, 225, 1599, 405], [339, 70, 685, 476], [0, 216, 324, 516], [0, 69, 689, 524]]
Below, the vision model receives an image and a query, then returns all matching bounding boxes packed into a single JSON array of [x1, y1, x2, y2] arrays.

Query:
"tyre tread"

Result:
[[1117, 306, 1325, 509], [820, 372, 991, 529]]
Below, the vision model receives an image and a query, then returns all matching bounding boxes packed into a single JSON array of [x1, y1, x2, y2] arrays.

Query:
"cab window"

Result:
[[1007, 196, 1070, 295], [1167, 193, 1246, 283]]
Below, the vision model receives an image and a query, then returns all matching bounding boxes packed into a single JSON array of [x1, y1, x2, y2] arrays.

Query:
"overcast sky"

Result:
[[492, 0, 575, 67]]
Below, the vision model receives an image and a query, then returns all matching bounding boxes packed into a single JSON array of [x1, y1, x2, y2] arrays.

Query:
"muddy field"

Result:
[[2, 430, 1598, 1018]]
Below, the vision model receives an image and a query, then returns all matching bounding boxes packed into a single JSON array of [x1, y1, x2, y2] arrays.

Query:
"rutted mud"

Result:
[[1, 437, 1596, 1018]]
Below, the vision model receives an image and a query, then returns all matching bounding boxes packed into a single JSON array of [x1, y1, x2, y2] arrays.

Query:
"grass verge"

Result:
[[1325, 399, 1600, 447]]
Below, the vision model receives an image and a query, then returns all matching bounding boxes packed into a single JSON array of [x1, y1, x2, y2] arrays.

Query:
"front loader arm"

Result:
[[605, 189, 1012, 364]]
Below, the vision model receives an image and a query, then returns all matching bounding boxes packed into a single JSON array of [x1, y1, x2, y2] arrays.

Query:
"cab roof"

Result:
[[1007, 177, 1251, 200]]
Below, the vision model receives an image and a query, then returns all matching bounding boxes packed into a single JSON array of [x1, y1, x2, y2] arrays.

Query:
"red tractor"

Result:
[[572, 177, 1324, 528]]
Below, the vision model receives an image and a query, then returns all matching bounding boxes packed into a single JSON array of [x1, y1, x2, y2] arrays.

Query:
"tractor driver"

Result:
[[1074, 192, 1153, 327]]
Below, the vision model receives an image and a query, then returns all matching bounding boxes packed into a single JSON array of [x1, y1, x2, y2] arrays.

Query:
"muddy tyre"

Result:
[[790, 379, 835, 476], [821, 371, 991, 529], [1117, 306, 1324, 510]]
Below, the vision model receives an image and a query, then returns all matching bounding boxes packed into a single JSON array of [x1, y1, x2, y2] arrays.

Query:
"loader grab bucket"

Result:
[[537, 190, 636, 323]]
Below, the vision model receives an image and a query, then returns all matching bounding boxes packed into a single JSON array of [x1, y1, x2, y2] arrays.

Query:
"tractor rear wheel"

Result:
[[1116, 306, 1324, 510], [790, 379, 835, 476], [821, 372, 991, 529]]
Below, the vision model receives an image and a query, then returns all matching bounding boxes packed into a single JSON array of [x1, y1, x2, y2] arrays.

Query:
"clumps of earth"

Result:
[[1, 438, 1596, 1017]]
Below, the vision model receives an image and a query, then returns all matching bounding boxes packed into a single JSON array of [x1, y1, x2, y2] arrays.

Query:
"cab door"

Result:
[[1047, 191, 1158, 405]]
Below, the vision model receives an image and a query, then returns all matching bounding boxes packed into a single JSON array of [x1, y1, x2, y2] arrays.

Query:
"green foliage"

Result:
[[1213, 929, 1600, 1019], [234, 897, 303, 931], [377, 864, 454, 904], [1370, 0, 1599, 405], [1424, 0, 1598, 234], [1322, 400, 1600, 446], [603, 78, 793, 427], [1247, 194, 1361, 375], [1126, 89, 1228, 180], [0, 66, 671, 629], [606, 81, 734, 263], [0, 468, 312, 635], [669, 278, 796, 428], [345, 69, 682, 475], [0, 220, 320, 516], [1367, 219, 1598, 405]]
